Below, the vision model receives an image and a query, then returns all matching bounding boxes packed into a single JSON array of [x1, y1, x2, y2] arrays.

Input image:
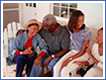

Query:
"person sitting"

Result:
[[15, 19, 48, 77], [30, 14, 70, 77], [84, 27, 103, 77], [54, 10, 92, 77]]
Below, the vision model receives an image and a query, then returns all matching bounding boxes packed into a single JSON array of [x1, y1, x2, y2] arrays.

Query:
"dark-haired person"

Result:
[[54, 10, 92, 77], [15, 19, 48, 77], [30, 14, 70, 77], [84, 27, 103, 77]]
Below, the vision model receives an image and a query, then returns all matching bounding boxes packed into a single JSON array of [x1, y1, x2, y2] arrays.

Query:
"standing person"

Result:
[[30, 14, 70, 77], [15, 19, 48, 77]]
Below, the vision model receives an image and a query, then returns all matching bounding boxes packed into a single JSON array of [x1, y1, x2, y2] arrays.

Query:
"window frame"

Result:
[[52, 3, 77, 19]]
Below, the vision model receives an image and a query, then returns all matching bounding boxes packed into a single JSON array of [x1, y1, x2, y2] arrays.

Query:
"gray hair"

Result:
[[43, 14, 57, 25]]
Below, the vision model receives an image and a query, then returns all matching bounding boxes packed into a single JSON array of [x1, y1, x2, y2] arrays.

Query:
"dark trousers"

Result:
[[16, 55, 35, 77]]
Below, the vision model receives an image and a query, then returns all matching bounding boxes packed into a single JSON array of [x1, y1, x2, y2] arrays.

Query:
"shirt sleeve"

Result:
[[14, 33, 23, 55], [37, 34, 48, 57], [61, 28, 70, 50], [84, 28, 92, 41], [15, 34, 21, 49]]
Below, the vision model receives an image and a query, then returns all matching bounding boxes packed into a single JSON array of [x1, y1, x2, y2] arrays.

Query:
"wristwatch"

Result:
[[51, 54, 55, 59]]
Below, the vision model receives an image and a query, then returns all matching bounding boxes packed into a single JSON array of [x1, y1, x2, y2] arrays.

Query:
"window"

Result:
[[25, 3, 36, 8], [53, 3, 77, 18]]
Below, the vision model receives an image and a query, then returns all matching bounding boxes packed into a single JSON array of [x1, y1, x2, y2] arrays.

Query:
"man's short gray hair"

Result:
[[43, 14, 57, 25]]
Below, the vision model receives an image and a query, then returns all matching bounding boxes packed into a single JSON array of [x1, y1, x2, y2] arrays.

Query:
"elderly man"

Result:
[[30, 14, 70, 77]]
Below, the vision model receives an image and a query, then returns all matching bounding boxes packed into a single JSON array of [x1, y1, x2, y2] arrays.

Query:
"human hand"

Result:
[[23, 47, 33, 55], [34, 56, 42, 65], [44, 56, 52, 67]]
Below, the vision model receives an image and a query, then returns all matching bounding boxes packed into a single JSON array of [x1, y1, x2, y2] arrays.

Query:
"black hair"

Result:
[[68, 10, 85, 33]]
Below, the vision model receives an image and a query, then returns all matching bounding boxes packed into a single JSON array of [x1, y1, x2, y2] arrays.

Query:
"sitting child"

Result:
[[15, 19, 48, 77], [84, 27, 103, 77], [54, 10, 92, 77]]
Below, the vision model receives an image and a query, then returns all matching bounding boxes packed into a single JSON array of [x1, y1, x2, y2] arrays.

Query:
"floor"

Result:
[[3, 64, 16, 77]]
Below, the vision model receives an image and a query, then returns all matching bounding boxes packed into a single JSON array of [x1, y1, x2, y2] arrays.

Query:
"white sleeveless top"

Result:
[[92, 43, 103, 68]]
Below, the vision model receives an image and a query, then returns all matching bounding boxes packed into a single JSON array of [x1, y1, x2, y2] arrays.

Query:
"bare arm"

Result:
[[69, 39, 89, 60], [60, 40, 89, 70], [88, 48, 99, 64]]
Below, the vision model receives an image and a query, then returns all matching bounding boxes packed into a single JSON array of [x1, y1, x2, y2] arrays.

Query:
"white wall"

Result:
[[20, 3, 103, 29], [78, 3, 103, 28], [36, 3, 51, 21], [19, 4, 38, 26], [20, 3, 51, 26], [52, 3, 103, 27]]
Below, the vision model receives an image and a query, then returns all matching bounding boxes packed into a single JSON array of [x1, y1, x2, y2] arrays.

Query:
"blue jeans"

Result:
[[30, 58, 59, 77], [16, 55, 35, 77]]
